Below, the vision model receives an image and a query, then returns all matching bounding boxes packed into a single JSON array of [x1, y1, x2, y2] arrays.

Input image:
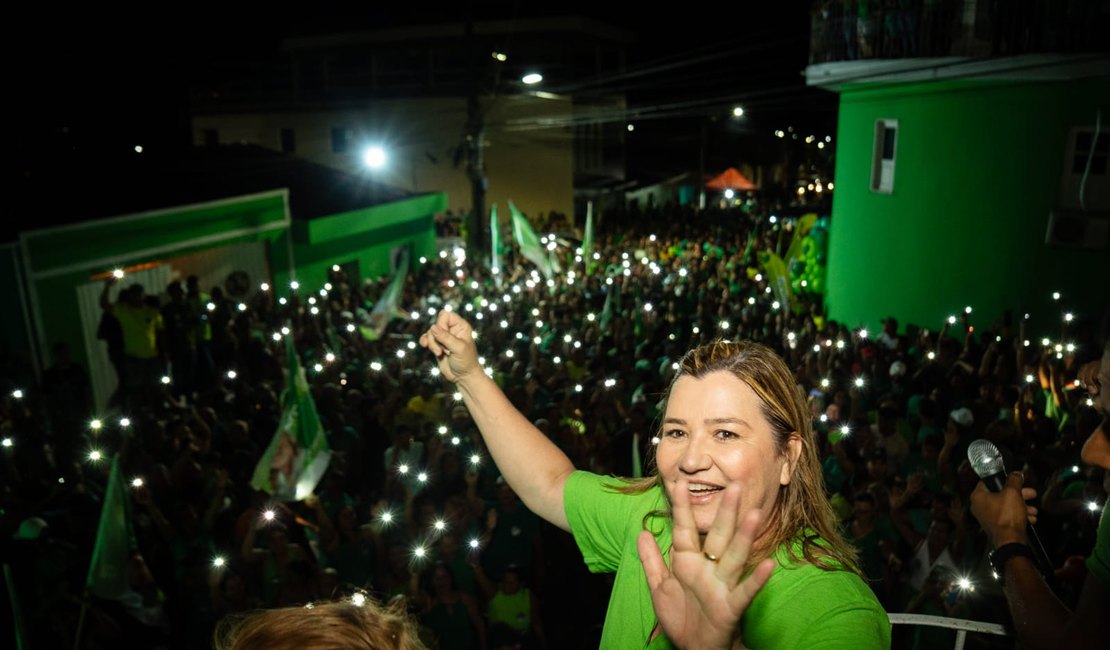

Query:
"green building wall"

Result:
[[827, 77, 1109, 338], [278, 193, 446, 293]]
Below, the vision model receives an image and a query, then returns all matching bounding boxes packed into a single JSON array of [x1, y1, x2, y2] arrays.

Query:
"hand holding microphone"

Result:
[[967, 439, 1053, 580]]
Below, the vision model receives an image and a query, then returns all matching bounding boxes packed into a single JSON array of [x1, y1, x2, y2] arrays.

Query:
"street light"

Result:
[[362, 146, 386, 169], [521, 72, 543, 85]]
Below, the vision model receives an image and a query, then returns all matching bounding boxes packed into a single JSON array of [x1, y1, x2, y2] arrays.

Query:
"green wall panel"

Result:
[[827, 78, 1110, 337]]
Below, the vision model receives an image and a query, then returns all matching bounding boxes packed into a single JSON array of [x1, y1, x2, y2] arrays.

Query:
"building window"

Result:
[[203, 129, 219, 147], [871, 119, 897, 194], [331, 127, 351, 153], [280, 128, 296, 154]]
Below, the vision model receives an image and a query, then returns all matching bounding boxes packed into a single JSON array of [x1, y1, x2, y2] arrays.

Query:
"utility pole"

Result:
[[463, 7, 488, 264]]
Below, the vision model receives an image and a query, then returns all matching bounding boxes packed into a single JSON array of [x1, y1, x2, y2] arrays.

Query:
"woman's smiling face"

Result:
[[656, 371, 798, 537]]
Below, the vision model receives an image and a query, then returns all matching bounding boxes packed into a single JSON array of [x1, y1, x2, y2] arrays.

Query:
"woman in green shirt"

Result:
[[421, 312, 888, 649]]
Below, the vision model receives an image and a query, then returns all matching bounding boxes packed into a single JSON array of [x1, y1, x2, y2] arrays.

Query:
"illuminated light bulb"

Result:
[[533, 336, 542, 345], [451, 436, 460, 446], [1066, 343, 1076, 353], [417, 472, 428, 483], [947, 315, 956, 325], [692, 326, 700, 334], [470, 454, 481, 465], [575, 384, 583, 393], [958, 577, 973, 590], [747, 297, 755, 305], [604, 378, 617, 388], [413, 546, 427, 559], [671, 362, 679, 370], [469, 538, 480, 549], [1025, 374, 1035, 384], [370, 361, 383, 372], [428, 307, 437, 316], [347, 323, 356, 333], [840, 425, 851, 436], [207, 302, 216, 312], [813, 344, 821, 353], [1073, 465, 1081, 473], [1052, 291, 1060, 301], [678, 268, 689, 278], [859, 329, 869, 339], [836, 340, 845, 349], [1089, 398, 1096, 407], [278, 297, 287, 305], [854, 377, 865, 388], [500, 320, 509, 329], [396, 464, 410, 476], [212, 556, 226, 568], [119, 417, 131, 428], [1064, 312, 1074, 322], [263, 510, 276, 521], [11, 389, 23, 399], [434, 519, 447, 531], [131, 477, 144, 488], [313, 363, 324, 372], [290, 281, 300, 290], [800, 280, 808, 288], [380, 511, 394, 523], [1088, 501, 1101, 512], [787, 331, 796, 340], [465, 304, 474, 313], [440, 250, 448, 259], [587, 313, 596, 322], [819, 414, 828, 423], [1, 438, 12, 448], [505, 349, 515, 358], [927, 351, 936, 360], [161, 375, 171, 385], [453, 391, 462, 401], [351, 592, 366, 607], [420, 256, 427, 264], [430, 367, 441, 378], [772, 301, 781, 310], [606, 278, 613, 286], [720, 320, 730, 330], [88, 450, 103, 462], [309, 306, 319, 315], [90, 419, 103, 431], [553, 356, 562, 364], [821, 378, 830, 388], [395, 350, 406, 359]]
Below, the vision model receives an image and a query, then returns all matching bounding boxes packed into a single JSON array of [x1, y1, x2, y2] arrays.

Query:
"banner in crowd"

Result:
[[490, 204, 501, 277], [509, 201, 553, 279], [759, 251, 794, 313], [251, 337, 332, 501], [583, 201, 595, 276], [86, 454, 136, 600], [359, 249, 410, 341]]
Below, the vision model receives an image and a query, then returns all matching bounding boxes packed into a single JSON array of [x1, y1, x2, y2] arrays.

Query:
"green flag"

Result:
[[490, 204, 501, 277], [360, 250, 410, 341], [760, 251, 794, 312], [509, 201, 553, 278], [251, 336, 332, 501], [599, 279, 621, 334], [582, 201, 596, 276], [86, 455, 136, 600]]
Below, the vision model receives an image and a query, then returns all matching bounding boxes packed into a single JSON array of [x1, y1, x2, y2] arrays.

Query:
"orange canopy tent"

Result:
[[705, 167, 757, 191]]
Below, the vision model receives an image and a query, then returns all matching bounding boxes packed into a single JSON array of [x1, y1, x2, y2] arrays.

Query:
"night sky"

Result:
[[11, 2, 833, 218]]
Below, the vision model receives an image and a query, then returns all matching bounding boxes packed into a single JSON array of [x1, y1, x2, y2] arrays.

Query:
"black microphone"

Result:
[[967, 439, 1055, 581]]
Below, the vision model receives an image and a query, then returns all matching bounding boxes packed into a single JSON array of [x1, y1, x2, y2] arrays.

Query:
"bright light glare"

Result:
[[363, 146, 387, 169], [521, 72, 543, 84]]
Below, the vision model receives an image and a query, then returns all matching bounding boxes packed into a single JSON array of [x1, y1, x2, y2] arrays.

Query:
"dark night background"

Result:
[[11, 2, 834, 225]]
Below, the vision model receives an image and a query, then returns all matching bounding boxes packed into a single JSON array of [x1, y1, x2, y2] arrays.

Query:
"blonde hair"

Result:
[[618, 339, 860, 575], [214, 598, 426, 650]]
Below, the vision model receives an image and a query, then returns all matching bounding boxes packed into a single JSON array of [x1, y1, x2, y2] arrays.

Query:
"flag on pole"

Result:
[[251, 337, 332, 501], [509, 201, 553, 278], [599, 279, 621, 334], [582, 201, 596, 276], [490, 204, 501, 277], [86, 455, 136, 600], [359, 250, 410, 341], [760, 251, 794, 313]]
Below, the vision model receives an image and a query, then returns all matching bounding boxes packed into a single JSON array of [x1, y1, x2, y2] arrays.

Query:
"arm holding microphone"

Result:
[[970, 460, 1106, 649]]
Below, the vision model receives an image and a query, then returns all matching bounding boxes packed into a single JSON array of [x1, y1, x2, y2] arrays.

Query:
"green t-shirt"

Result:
[[564, 471, 891, 649]]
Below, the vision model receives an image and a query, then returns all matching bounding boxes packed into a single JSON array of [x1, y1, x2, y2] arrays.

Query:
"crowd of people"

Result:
[[1, 204, 1105, 649]]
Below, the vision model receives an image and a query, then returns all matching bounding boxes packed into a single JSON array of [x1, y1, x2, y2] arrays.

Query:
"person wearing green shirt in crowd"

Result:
[[421, 311, 889, 649]]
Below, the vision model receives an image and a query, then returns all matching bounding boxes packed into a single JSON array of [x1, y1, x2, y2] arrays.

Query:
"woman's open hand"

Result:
[[637, 482, 775, 650]]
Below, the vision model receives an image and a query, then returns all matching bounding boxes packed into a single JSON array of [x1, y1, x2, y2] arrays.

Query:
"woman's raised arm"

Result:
[[420, 311, 575, 531]]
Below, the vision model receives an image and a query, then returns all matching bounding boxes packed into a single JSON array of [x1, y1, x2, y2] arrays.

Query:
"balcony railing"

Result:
[[809, 0, 1109, 64]]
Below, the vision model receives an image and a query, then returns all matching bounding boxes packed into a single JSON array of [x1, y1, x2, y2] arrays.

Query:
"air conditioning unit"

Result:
[[1044, 210, 1110, 250]]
